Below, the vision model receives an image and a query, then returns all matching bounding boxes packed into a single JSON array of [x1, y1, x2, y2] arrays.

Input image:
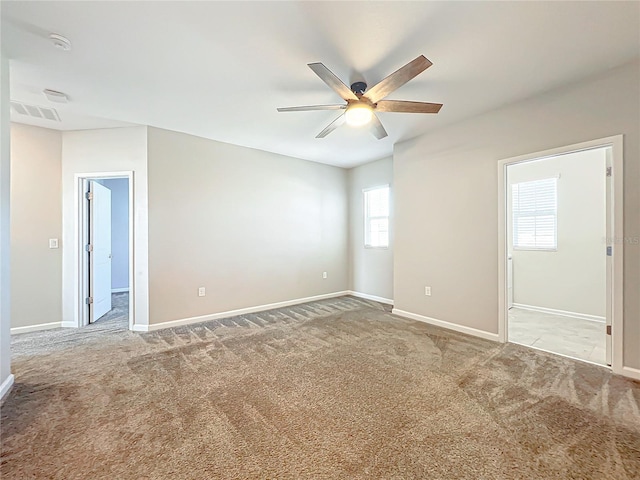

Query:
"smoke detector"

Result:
[[43, 89, 69, 103], [49, 33, 71, 51]]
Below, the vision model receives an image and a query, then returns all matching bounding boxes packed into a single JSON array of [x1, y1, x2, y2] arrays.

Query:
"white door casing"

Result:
[[507, 255, 513, 309], [89, 181, 112, 322], [497, 135, 624, 376]]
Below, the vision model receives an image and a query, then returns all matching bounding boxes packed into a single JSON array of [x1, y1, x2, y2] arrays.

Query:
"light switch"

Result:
[[49, 238, 59, 249]]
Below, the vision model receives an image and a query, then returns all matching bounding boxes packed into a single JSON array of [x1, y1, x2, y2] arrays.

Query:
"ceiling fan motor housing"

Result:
[[350, 82, 367, 95]]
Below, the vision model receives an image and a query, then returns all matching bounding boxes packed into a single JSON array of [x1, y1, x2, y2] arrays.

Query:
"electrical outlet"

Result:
[[198, 287, 206, 297], [322, 272, 328, 279], [49, 238, 59, 249], [425, 286, 431, 296]]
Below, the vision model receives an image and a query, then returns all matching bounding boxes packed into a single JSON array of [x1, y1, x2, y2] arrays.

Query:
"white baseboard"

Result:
[[135, 291, 351, 332], [348, 291, 393, 305], [392, 308, 500, 342], [112, 288, 129, 294], [512, 303, 605, 323], [621, 366, 640, 381], [0, 374, 15, 400], [11, 322, 62, 335], [61, 321, 78, 328]]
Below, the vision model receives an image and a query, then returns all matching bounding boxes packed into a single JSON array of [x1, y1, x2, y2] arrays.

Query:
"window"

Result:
[[364, 185, 390, 248], [512, 177, 557, 250]]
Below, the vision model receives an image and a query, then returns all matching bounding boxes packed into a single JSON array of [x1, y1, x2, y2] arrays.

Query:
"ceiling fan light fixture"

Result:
[[279, 56, 440, 139], [345, 103, 373, 127]]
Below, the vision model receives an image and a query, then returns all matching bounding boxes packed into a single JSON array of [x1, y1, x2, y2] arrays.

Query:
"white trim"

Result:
[[512, 303, 605, 323], [610, 136, 624, 376], [61, 321, 77, 328], [391, 309, 500, 342], [133, 291, 351, 332], [348, 291, 393, 305], [621, 366, 640, 382], [111, 288, 129, 294], [10, 322, 61, 334], [73, 172, 136, 331], [498, 135, 624, 377], [0, 374, 14, 400]]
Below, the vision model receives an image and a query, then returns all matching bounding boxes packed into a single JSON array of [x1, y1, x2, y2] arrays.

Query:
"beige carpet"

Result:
[[1, 296, 639, 479]]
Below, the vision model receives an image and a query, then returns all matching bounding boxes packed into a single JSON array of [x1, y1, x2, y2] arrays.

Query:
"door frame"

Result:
[[74, 171, 134, 330], [497, 135, 624, 375]]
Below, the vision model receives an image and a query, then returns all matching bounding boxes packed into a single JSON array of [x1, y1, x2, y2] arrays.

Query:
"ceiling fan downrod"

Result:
[[350, 82, 367, 96]]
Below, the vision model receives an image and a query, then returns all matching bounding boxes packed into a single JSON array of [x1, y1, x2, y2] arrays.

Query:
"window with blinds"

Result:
[[512, 177, 557, 250], [364, 185, 390, 248]]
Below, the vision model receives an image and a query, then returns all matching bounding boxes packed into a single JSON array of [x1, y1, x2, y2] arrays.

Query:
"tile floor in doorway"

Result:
[[508, 307, 606, 365]]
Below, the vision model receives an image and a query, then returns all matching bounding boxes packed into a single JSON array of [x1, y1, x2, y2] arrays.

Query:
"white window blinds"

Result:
[[364, 186, 389, 248], [512, 177, 557, 250]]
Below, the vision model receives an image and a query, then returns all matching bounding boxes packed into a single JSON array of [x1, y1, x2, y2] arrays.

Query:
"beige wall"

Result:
[[508, 149, 606, 318], [147, 127, 348, 325], [10, 124, 62, 328], [348, 157, 393, 301], [61, 126, 149, 327], [394, 61, 639, 368]]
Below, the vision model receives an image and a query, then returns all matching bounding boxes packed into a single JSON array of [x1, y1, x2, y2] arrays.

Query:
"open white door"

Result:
[[605, 148, 613, 366], [89, 181, 112, 323]]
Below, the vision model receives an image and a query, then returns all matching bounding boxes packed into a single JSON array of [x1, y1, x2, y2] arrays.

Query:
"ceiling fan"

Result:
[[277, 55, 442, 140]]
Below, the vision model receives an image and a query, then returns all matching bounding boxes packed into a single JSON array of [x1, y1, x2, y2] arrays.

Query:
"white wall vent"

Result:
[[10, 101, 61, 122]]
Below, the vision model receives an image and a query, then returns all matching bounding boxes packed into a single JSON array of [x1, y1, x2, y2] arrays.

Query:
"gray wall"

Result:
[[97, 178, 129, 291], [508, 149, 606, 317], [147, 127, 348, 325], [394, 61, 639, 368], [348, 157, 394, 301], [10, 124, 62, 328], [0, 46, 12, 393]]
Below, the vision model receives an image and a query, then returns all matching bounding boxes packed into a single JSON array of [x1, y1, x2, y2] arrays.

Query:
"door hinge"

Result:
[[606, 167, 612, 177], [86, 191, 93, 200], [606, 325, 612, 335], [607, 246, 612, 256], [85, 244, 93, 252], [85, 297, 93, 305]]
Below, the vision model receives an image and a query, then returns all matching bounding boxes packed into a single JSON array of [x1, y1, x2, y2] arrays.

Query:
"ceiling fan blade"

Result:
[[375, 100, 442, 114], [277, 104, 346, 112], [368, 114, 388, 140], [316, 114, 346, 138], [364, 55, 433, 104], [308, 63, 359, 101]]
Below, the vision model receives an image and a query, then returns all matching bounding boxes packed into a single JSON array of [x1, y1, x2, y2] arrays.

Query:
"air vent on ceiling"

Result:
[[10, 101, 61, 122]]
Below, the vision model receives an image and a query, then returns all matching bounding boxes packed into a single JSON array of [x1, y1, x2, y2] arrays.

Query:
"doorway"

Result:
[[76, 172, 134, 330], [498, 136, 624, 373]]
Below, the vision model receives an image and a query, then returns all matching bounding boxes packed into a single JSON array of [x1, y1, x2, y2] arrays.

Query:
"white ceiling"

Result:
[[2, 1, 639, 168]]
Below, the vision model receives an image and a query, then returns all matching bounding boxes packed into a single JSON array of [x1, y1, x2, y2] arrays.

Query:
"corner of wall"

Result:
[[0, 44, 13, 390]]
